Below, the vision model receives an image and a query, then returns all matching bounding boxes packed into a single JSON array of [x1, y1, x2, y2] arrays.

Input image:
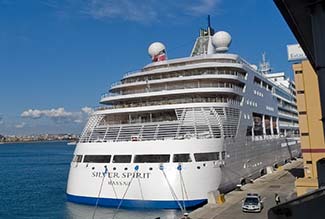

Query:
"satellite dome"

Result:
[[148, 42, 166, 57], [212, 31, 232, 52]]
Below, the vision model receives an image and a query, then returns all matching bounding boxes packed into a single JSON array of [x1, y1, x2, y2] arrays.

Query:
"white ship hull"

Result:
[[66, 137, 300, 209], [67, 138, 223, 208]]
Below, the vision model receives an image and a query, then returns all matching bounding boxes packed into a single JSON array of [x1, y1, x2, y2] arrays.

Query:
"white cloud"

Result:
[[186, 0, 220, 15], [52, 0, 222, 23], [20, 107, 92, 124], [15, 122, 26, 128], [39, 0, 59, 9], [81, 106, 94, 115], [82, 0, 157, 22], [21, 107, 73, 119]]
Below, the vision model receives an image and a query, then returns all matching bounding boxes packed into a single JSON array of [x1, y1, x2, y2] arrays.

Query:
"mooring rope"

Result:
[[178, 164, 189, 212], [137, 175, 144, 201], [160, 164, 185, 212], [92, 165, 108, 219], [135, 165, 145, 209], [111, 166, 137, 219], [107, 170, 118, 199]]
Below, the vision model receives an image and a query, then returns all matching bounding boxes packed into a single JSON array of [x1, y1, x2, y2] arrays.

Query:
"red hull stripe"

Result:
[[302, 148, 325, 153]]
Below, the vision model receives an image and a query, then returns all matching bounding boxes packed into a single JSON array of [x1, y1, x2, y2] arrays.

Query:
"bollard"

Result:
[[217, 193, 226, 204], [207, 190, 219, 204], [266, 166, 274, 174]]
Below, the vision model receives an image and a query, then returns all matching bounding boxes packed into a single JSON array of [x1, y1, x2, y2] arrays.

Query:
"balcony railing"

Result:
[[105, 82, 244, 97], [113, 69, 246, 88], [79, 107, 240, 143], [98, 95, 241, 110]]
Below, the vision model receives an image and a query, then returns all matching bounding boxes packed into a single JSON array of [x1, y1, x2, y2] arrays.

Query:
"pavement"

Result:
[[189, 159, 303, 219]]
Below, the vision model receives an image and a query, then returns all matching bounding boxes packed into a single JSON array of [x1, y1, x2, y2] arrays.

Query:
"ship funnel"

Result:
[[212, 31, 232, 53], [148, 42, 167, 62]]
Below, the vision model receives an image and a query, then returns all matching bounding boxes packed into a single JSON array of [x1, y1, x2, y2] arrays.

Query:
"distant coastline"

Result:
[[0, 140, 75, 144], [0, 134, 78, 144]]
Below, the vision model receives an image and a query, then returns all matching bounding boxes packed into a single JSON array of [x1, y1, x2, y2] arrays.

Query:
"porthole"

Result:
[[124, 167, 128, 171], [197, 166, 201, 169], [113, 167, 116, 170], [92, 167, 95, 170], [149, 167, 153, 171]]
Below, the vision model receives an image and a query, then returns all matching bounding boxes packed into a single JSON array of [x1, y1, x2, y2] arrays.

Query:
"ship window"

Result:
[[273, 128, 278, 135], [83, 155, 111, 163], [194, 152, 219, 162], [113, 155, 132, 163], [73, 155, 83, 163], [134, 154, 170, 163], [253, 113, 263, 136], [173, 154, 192, 162], [246, 126, 252, 136], [221, 151, 226, 160]]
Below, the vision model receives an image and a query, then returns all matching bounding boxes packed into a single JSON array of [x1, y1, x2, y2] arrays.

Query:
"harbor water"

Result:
[[0, 142, 181, 219]]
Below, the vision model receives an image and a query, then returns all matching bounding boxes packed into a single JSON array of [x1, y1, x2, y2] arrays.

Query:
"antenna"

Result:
[[262, 52, 266, 64], [259, 52, 271, 74], [207, 15, 214, 36]]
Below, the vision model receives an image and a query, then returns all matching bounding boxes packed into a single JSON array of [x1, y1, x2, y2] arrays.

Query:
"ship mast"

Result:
[[207, 15, 214, 36]]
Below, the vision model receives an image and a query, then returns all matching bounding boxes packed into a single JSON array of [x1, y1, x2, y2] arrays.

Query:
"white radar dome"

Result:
[[148, 42, 166, 57], [212, 31, 232, 52]]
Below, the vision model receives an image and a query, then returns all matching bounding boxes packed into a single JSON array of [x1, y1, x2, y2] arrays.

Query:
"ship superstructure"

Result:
[[66, 23, 300, 209]]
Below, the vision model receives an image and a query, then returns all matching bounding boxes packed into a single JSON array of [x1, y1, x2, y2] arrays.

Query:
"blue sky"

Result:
[[0, 0, 297, 135]]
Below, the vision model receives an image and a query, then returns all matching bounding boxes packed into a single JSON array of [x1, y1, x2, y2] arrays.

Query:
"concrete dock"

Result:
[[189, 159, 303, 219]]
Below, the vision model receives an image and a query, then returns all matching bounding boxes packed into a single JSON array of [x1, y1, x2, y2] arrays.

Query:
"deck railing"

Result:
[[106, 82, 243, 97], [79, 107, 240, 143], [114, 69, 245, 88], [98, 96, 241, 110]]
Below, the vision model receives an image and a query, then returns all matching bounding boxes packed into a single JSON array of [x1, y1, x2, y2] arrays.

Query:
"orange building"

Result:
[[294, 60, 325, 195]]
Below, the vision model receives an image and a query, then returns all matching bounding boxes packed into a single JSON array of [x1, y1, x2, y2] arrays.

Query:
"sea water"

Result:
[[0, 142, 181, 219]]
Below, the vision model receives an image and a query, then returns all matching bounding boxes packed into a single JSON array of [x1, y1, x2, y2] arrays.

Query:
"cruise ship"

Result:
[[66, 24, 301, 209]]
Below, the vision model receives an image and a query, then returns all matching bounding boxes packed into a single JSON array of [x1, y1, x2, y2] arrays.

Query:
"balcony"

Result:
[[97, 96, 241, 111], [112, 69, 246, 89], [101, 83, 244, 104]]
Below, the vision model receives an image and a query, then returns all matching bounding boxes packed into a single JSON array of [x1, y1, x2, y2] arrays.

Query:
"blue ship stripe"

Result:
[[66, 193, 206, 209]]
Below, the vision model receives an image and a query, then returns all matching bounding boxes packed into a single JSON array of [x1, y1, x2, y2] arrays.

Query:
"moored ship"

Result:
[[66, 23, 300, 209]]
